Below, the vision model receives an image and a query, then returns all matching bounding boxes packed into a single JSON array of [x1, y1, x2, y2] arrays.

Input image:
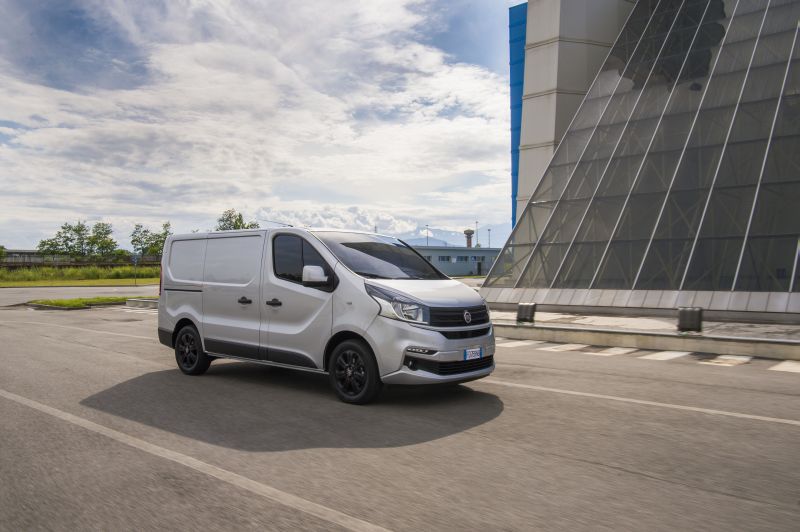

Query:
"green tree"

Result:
[[130, 222, 172, 257], [215, 209, 259, 231], [37, 221, 91, 257], [145, 222, 172, 256], [88, 222, 117, 257], [0, 245, 6, 262]]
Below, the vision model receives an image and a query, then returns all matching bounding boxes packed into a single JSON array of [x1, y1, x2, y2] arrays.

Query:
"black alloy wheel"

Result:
[[329, 340, 382, 404], [174, 325, 211, 375]]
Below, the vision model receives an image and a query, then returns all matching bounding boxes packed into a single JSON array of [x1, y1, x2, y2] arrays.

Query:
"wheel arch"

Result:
[[172, 317, 200, 349], [324, 330, 372, 371]]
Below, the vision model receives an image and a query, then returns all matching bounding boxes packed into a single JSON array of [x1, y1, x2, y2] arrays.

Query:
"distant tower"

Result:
[[464, 229, 474, 248]]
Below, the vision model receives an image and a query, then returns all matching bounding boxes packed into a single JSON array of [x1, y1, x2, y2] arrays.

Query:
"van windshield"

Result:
[[312, 231, 446, 280]]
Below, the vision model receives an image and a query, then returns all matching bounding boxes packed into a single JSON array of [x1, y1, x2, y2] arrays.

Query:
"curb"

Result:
[[127, 298, 158, 309], [493, 321, 800, 361], [26, 301, 128, 311]]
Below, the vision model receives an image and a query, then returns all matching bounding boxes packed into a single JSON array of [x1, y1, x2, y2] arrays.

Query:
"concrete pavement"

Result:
[[1, 306, 799, 530]]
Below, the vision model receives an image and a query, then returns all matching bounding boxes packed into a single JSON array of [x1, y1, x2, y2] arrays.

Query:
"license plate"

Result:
[[464, 347, 483, 361]]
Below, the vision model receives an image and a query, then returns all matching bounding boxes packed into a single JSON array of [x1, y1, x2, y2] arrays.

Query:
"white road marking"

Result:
[[481, 379, 800, 427], [0, 321, 153, 340], [0, 388, 389, 532], [540, 343, 589, 352], [638, 351, 691, 361], [496, 340, 546, 348], [699, 355, 752, 367], [583, 347, 638, 357], [768, 360, 800, 373]]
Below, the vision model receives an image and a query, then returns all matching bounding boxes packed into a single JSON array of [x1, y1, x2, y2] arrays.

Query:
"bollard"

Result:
[[677, 307, 703, 332], [517, 302, 536, 323]]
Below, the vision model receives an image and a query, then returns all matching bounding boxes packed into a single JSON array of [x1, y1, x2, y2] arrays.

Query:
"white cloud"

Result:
[[0, 0, 511, 249]]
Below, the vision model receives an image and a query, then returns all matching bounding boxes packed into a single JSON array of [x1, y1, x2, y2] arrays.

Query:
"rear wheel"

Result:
[[174, 325, 211, 375], [329, 340, 382, 404]]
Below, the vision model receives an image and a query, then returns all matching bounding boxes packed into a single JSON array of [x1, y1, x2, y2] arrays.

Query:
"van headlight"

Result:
[[365, 283, 430, 324]]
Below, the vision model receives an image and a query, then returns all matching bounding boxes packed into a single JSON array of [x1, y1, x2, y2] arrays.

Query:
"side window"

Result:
[[273, 235, 332, 284], [274, 235, 303, 282], [302, 239, 330, 274]]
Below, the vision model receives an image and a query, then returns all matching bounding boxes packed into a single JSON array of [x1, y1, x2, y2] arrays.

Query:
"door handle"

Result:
[[265, 298, 282, 307], [238, 296, 252, 305]]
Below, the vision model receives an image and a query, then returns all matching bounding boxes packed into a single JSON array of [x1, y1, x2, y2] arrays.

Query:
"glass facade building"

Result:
[[485, 0, 800, 313]]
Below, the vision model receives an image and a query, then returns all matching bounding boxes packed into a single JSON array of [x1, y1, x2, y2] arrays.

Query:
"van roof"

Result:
[[169, 227, 397, 240]]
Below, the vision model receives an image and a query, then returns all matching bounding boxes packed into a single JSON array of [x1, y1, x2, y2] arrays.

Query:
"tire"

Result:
[[174, 325, 211, 375], [328, 339, 382, 404]]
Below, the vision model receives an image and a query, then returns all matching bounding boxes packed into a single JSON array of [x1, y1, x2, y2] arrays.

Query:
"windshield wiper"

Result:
[[354, 271, 391, 279]]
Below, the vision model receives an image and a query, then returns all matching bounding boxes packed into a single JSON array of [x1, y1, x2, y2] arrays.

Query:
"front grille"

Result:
[[405, 355, 494, 376], [429, 305, 489, 327], [439, 327, 491, 340]]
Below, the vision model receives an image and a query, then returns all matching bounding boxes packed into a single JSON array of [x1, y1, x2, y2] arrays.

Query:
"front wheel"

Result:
[[174, 325, 211, 375], [329, 340, 382, 404]]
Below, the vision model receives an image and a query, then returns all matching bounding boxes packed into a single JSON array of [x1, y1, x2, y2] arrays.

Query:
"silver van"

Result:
[[157, 228, 495, 403]]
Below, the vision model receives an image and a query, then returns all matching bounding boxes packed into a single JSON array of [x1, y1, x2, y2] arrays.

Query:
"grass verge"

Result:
[[0, 278, 159, 288], [28, 296, 148, 308], [0, 265, 160, 282]]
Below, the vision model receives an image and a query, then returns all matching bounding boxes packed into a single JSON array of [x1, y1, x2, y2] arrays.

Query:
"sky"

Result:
[[0, 0, 521, 249]]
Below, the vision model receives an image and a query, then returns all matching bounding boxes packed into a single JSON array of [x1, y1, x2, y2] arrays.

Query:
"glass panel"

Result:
[[531, 0, 716, 288], [518, 243, 569, 287], [685, 2, 798, 290], [592, 0, 746, 290], [273, 235, 303, 282]]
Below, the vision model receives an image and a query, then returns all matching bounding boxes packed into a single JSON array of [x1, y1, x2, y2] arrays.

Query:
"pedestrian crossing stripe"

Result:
[[492, 338, 796, 374], [768, 360, 800, 373], [495, 340, 545, 348], [583, 347, 638, 356], [638, 351, 691, 361], [539, 343, 589, 352], [699, 355, 752, 366]]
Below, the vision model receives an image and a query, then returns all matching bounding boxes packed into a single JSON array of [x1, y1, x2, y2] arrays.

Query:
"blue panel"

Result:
[[509, 3, 527, 227]]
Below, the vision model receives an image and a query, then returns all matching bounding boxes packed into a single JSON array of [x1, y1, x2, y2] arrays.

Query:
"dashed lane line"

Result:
[[481, 379, 800, 427], [0, 388, 390, 532], [638, 351, 691, 361]]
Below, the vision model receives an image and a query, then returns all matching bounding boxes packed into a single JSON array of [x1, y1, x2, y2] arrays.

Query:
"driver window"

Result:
[[273, 235, 331, 284]]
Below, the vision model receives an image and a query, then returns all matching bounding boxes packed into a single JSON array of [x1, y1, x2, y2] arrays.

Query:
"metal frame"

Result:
[[731, 20, 800, 290], [551, 0, 714, 290], [630, 0, 756, 291], [483, 0, 652, 287], [678, 0, 774, 290], [512, 0, 674, 289], [588, 0, 712, 289]]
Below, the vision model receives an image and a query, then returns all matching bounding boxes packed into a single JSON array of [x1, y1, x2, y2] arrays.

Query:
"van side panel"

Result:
[[201, 233, 265, 358], [159, 237, 207, 346]]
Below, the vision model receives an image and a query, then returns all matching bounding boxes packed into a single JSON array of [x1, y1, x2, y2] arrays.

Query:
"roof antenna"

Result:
[[258, 218, 293, 227]]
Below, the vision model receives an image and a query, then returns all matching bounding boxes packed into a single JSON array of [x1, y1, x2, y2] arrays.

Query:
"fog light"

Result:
[[406, 346, 437, 355], [407, 359, 416, 370]]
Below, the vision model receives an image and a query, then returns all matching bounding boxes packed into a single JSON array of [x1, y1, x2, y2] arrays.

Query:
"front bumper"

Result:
[[381, 360, 495, 385], [364, 315, 495, 385]]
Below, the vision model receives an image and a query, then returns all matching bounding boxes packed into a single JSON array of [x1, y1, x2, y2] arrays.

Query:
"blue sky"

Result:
[[0, 0, 519, 249]]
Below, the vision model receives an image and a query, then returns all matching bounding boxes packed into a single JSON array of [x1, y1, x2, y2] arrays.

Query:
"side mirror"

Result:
[[302, 265, 329, 287]]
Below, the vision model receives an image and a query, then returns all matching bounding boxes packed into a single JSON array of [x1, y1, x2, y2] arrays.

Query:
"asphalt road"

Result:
[[0, 285, 159, 306], [1, 305, 798, 531]]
